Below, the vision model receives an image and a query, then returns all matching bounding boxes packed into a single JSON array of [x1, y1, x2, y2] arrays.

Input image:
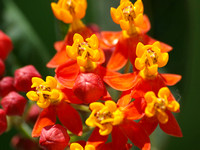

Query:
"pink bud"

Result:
[[14, 65, 41, 92], [1, 91, 27, 116], [0, 109, 7, 135], [73, 73, 106, 103], [0, 76, 15, 97], [0, 59, 5, 77], [11, 135, 42, 150], [0, 30, 13, 60], [26, 104, 41, 124], [39, 124, 70, 150]]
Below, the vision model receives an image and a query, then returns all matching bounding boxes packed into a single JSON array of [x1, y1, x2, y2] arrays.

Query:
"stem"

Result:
[[124, 60, 131, 73], [71, 104, 90, 113]]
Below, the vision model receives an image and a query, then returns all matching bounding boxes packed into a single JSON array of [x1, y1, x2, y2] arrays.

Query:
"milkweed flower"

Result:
[[104, 41, 181, 100], [0, 109, 7, 135], [26, 76, 82, 137], [56, 33, 119, 103], [85, 100, 150, 150], [102, 0, 172, 71], [48, 0, 95, 68], [139, 87, 182, 137]]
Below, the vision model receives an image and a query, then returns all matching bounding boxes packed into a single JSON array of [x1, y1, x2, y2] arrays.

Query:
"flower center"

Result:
[[122, 5, 136, 23]]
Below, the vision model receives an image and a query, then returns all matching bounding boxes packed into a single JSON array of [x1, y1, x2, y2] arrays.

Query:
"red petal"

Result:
[[98, 66, 120, 78], [100, 31, 121, 47], [98, 49, 105, 64], [100, 91, 112, 101], [123, 99, 145, 120], [138, 116, 158, 136], [87, 127, 108, 148], [117, 90, 132, 107], [161, 74, 182, 86], [111, 126, 128, 150], [159, 111, 182, 137], [55, 60, 79, 88], [54, 41, 64, 52], [143, 35, 173, 52], [107, 38, 128, 71], [140, 15, 151, 34], [104, 73, 138, 91], [120, 120, 151, 150], [47, 50, 70, 68], [57, 102, 82, 136], [32, 106, 56, 137]]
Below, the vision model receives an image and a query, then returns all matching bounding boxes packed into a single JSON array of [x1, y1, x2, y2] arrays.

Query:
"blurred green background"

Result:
[[0, 0, 200, 149]]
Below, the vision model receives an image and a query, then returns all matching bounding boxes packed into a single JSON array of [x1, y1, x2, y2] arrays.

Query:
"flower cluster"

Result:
[[0, 0, 182, 150]]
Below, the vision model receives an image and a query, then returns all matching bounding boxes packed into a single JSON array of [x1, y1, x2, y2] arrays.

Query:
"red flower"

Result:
[[26, 76, 82, 137], [101, 0, 172, 71], [85, 100, 150, 150]]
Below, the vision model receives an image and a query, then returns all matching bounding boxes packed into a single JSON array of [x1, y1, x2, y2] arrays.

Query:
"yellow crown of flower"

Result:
[[135, 41, 169, 78], [111, 0, 144, 35], [26, 76, 63, 108], [144, 87, 180, 124], [85, 101, 124, 136], [70, 143, 95, 150], [66, 33, 101, 72], [51, 0, 87, 24]]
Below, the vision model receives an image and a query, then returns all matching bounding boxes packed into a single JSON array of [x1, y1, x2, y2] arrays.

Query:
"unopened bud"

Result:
[[0, 30, 13, 60], [14, 65, 41, 92], [26, 104, 41, 124], [0, 109, 7, 135], [39, 124, 70, 150], [73, 73, 106, 103], [1, 91, 27, 116], [0, 76, 15, 97]]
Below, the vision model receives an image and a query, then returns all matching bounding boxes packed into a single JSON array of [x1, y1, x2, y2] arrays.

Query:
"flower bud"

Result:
[[26, 104, 41, 124], [0, 58, 5, 77], [1, 91, 27, 116], [0, 109, 7, 135], [73, 73, 106, 103], [11, 135, 42, 150], [0, 76, 15, 97], [14, 65, 41, 92], [0, 30, 13, 60], [39, 124, 70, 150]]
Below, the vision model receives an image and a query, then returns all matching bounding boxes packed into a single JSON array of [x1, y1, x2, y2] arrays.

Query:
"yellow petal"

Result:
[[167, 100, 180, 112], [136, 42, 145, 57], [31, 77, 44, 88], [70, 143, 83, 150], [134, 13, 144, 27], [86, 34, 99, 49], [157, 110, 168, 124], [144, 91, 156, 103], [148, 64, 158, 75], [26, 91, 39, 101], [73, 33, 84, 43], [99, 124, 113, 136], [119, 20, 130, 31], [158, 53, 169, 67], [85, 145, 95, 150], [158, 87, 170, 99], [90, 102, 104, 111], [145, 103, 156, 117], [60, 9, 73, 24], [110, 7, 122, 24], [66, 45, 78, 59], [46, 76, 57, 88], [105, 100, 117, 112]]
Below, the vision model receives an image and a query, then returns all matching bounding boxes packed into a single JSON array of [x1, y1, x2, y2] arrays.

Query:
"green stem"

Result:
[[71, 104, 90, 113], [124, 60, 131, 73]]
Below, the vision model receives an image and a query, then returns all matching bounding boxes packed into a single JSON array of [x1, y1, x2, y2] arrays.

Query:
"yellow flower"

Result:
[[144, 87, 180, 124], [70, 143, 95, 150], [26, 76, 63, 108], [66, 33, 100, 72], [85, 101, 124, 136], [135, 41, 169, 78], [111, 0, 144, 35], [51, 0, 87, 24]]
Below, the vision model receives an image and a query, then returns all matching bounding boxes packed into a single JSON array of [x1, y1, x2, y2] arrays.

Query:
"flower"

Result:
[[104, 41, 181, 100], [26, 76, 82, 137], [51, 0, 87, 24], [139, 87, 182, 137], [66, 33, 101, 72], [85, 100, 150, 150], [101, 0, 172, 71]]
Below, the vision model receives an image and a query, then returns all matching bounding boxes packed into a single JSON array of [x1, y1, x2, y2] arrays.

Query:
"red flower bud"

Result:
[[73, 73, 106, 103], [0, 30, 13, 60], [1, 91, 27, 116], [0, 109, 7, 135], [26, 104, 41, 124], [0, 58, 5, 77], [11, 135, 42, 150], [0, 76, 15, 97], [14, 65, 41, 92], [39, 124, 70, 150]]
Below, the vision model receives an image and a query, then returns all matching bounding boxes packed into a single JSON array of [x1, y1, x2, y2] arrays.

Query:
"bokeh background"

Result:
[[0, 0, 200, 149]]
